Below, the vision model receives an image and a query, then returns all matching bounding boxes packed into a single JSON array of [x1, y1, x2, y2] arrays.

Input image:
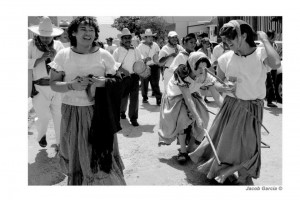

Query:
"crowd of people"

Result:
[[28, 16, 281, 185]]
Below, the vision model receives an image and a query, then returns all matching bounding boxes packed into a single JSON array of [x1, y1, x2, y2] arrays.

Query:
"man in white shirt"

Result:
[[137, 29, 162, 105], [105, 37, 117, 54], [113, 28, 143, 126], [158, 31, 185, 90], [28, 16, 64, 148]]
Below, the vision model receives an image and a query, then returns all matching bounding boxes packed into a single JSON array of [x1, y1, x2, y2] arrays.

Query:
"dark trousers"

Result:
[[120, 74, 140, 122], [140, 64, 162, 101], [266, 69, 277, 103]]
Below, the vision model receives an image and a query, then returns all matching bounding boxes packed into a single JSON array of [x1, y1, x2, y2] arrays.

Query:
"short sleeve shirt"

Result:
[[50, 47, 117, 106], [218, 47, 268, 100], [158, 44, 185, 67]]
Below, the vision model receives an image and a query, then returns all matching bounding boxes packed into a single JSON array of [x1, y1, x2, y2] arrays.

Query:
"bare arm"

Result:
[[208, 85, 223, 107], [257, 31, 281, 69], [179, 86, 203, 128], [159, 53, 177, 65]]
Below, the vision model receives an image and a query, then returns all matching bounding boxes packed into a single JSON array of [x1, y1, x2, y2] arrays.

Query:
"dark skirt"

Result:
[[191, 96, 263, 180], [59, 104, 126, 185]]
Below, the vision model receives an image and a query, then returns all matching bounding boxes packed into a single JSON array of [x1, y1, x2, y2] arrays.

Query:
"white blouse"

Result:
[[50, 47, 118, 106], [218, 47, 268, 100]]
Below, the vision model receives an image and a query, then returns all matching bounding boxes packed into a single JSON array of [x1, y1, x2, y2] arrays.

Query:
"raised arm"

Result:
[[257, 31, 281, 69]]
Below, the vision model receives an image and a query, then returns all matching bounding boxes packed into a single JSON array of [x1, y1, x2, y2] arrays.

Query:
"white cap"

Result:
[[168, 31, 178, 37]]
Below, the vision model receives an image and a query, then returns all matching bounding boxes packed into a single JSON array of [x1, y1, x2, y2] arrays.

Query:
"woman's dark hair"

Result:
[[182, 33, 196, 45], [219, 20, 256, 47], [266, 30, 276, 40], [68, 16, 100, 47], [194, 57, 211, 70]]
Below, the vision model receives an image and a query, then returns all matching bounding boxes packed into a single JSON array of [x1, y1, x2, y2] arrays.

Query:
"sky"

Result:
[[97, 16, 118, 25]]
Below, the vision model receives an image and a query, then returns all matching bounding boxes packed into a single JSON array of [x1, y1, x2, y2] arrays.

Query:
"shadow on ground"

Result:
[[118, 119, 155, 138], [28, 149, 65, 185], [264, 106, 282, 116], [159, 156, 236, 186]]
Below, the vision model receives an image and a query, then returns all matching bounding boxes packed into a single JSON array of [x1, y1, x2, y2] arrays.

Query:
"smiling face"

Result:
[[72, 23, 96, 47]]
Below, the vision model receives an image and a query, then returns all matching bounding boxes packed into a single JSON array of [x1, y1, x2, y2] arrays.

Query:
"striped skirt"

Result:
[[59, 104, 126, 185], [191, 96, 263, 180]]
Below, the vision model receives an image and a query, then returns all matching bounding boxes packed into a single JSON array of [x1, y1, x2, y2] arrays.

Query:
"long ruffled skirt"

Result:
[[191, 96, 263, 180], [59, 104, 126, 185], [158, 92, 209, 145]]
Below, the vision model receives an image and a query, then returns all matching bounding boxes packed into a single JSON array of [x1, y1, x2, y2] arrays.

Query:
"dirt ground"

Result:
[[28, 81, 282, 186]]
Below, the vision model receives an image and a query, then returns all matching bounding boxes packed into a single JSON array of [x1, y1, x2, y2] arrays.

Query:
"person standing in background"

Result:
[[265, 30, 279, 108], [113, 28, 143, 127], [28, 16, 64, 148], [105, 37, 117, 54], [137, 29, 162, 105], [158, 31, 185, 90]]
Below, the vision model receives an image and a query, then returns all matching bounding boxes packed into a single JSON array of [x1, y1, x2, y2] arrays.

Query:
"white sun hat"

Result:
[[28, 16, 64, 37], [117, 28, 134, 39], [141, 29, 157, 37]]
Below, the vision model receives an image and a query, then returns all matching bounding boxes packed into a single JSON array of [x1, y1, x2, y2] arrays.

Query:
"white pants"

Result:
[[32, 85, 61, 144]]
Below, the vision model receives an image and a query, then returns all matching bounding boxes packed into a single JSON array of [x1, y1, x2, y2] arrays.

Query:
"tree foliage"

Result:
[[112, 16, 168, 39]]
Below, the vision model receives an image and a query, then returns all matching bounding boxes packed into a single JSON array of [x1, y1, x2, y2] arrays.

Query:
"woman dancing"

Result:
[[188, 20, 281, 185], [158, 52, 223, 164]]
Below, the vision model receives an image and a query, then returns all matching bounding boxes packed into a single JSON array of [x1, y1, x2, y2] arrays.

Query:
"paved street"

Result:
[[28, 79, 282, 185]]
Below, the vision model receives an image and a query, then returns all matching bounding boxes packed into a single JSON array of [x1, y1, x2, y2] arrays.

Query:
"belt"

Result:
[[33, 78, 50, 86]]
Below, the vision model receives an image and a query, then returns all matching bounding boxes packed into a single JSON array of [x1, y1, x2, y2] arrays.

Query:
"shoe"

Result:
[[156, 98, 161, 106], [131, 120, 139, 127], [177, 151, 189, 164], [142, 99, 148, 103], [267, 102, 277, 108], [38, 135, 47, 148], [120, 112, 126, 119]]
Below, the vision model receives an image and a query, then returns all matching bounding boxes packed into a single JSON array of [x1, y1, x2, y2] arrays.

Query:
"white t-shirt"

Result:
[[113, 46, 142, 74], [137, 42, 160, 66], [218, 47, 268, 100], [169, 52, 189, 72], [211, 43, 230, 64], [50, 47, 118, 106], [158, 44, 185, 67]]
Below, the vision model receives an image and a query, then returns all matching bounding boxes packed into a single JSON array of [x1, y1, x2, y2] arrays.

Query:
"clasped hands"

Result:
[[69, 75, 105, 91]]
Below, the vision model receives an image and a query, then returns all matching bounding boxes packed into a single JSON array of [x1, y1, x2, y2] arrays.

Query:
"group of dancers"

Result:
[[158, 19, 281, 185], [28, 16, 281, 185]]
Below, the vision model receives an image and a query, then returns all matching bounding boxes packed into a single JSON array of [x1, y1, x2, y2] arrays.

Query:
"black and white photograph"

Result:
[[1, 0, 299, 200]]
